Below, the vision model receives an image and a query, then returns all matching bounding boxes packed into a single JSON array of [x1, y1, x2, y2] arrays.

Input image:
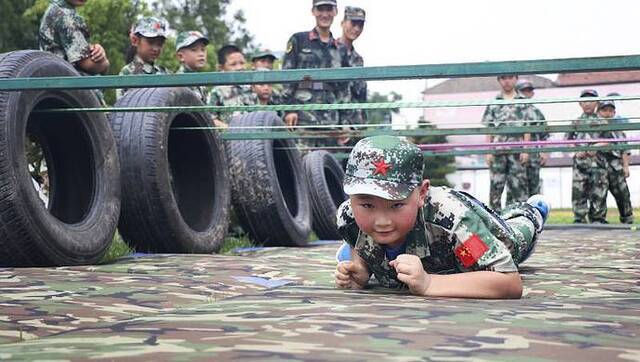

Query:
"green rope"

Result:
[[33, 95, 640, 114]]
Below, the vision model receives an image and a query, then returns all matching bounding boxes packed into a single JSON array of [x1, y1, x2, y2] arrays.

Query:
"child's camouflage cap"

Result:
[[176, 31, 209, 51], [344, 136, 424, 200], [598, 100, 616, 110], [344, 6, 366, 21], [133, 17, 167, 38]]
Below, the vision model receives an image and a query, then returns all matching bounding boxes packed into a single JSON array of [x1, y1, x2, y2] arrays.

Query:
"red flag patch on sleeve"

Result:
[[454, 234, 489, 268]]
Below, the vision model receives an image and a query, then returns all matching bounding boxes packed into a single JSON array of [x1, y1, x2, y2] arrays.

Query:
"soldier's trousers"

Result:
[[572, 157, 608, 223], [606, 158, 634, 224], [489, 154, 528, 212], [506, 155, 542, 205]]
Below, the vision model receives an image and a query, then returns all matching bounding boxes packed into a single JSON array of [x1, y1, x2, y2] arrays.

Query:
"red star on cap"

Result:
[[372, 159, 392, 176]]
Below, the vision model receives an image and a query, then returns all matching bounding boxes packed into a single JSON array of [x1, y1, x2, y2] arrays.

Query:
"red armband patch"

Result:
[[454, 234, 489, 268]]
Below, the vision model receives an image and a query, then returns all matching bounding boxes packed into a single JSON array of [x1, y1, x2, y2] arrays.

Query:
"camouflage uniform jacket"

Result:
[[39, 0, 92, 65], [481, 93, 537, 143], [207, 85, 257, 123], [337, 38, 367, 125], [176, 64, 209, 104], [529, 105, 549, 142], [117, 56, 170, 99], [282, 28, 349, 126], [337, 186, 520, 288], [565, 112, 609, 167]]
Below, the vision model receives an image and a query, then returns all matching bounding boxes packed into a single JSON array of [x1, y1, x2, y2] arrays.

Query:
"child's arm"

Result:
[[76, 44, 110, 75], [390, 254, 522, 299], [623, 152, 631, 178]]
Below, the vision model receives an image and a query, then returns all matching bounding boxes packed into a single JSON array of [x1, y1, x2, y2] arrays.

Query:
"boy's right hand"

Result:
[[335, 260, 369, 289], [89, 44, 107, 63]]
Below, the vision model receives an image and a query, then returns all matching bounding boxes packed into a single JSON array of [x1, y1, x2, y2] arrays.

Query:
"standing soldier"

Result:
[[597, 100, 634, 224], [282, 0, 349, 148], [39, 0, 110, 75], [482, 75, 535, 212], [565, 90, 609, 223], [509, 80, 549, 202], [337, 6, 367, 125]]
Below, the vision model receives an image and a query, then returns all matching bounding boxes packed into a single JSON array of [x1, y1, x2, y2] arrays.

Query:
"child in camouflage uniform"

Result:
[[175, 31, 210, 104], [565, 89, 609, 223], [117, 17, 170, 99], [334, 136, 548, 299], [39, 0, 110, 75], [597, 100, 634, 224], [207, 45, 256, 128]]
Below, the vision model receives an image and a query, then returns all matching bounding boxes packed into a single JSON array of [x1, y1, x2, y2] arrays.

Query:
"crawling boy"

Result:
[[334, 136, 549, 299]]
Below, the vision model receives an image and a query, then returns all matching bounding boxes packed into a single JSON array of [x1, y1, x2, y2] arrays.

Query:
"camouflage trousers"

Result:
[[572, 156, 608, 223], [506, 154, 542, 205], [606, 158, 634, 224], [489, 154, 528, 212]]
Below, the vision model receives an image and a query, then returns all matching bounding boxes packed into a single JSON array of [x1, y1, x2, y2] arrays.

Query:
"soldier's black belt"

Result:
[[297, 81, 333, 92]]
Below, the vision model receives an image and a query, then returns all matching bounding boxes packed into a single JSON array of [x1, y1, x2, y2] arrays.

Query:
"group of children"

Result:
[[39, 0, 277, 129]]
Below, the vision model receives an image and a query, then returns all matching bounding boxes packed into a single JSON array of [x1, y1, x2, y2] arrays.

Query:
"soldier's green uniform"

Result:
[[39, 0, 92, 66], [117, 18, 170, 99], [337, 6, 367, 126], [565, 92, 609, 223], [507, 81, 549, 203], [175, 31, 210, 104], [337, 136, 544, 289], [282, 0, 349, 147], [207, 85, 257, 124], [600, 101, 634, 224], [482, 92, 537, 212]]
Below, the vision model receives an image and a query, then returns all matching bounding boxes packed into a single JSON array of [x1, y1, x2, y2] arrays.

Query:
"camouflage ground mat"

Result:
[[0, 229, 638, 361]]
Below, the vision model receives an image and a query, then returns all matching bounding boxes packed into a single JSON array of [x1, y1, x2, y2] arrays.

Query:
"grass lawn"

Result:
[[100, 208, 638, 264]]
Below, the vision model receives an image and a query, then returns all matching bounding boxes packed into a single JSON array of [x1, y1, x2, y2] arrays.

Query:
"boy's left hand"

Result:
[[389, 254, 432, 296], [89, 44, 106, 63]]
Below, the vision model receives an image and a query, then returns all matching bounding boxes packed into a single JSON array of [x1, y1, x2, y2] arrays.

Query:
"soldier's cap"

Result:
[[580, 89, 598, 97], [607, 92, 621, 97], [598, 100, 616, 110], [175, 31, 209, 51], [313, 0, 337, 8], [133, 17, 167, 38], [516, 80, 534, 91], [344, 6, 366, 21], [344, 136, 424, 201], [251, 49, 277, 62]]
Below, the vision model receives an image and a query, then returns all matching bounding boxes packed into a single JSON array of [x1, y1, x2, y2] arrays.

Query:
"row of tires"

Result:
[[0, 50, 346, 267]]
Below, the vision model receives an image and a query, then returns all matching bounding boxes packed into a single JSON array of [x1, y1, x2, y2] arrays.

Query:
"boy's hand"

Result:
[[485, 154, 494, 166], [519, 153, 529, 164], [284, 113, 298, 129], [389, 254, 432, 296], [335, 260, 369, 289], [89, 44, 106, 63]]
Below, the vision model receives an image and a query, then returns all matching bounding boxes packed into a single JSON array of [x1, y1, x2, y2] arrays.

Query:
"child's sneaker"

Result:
[[527, 194, 550, 223], [335, 242, 352, 263]]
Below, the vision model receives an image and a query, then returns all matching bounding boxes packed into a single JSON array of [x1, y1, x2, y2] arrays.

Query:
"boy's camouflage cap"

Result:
[[176, 31, 209, 51], [251, 49, 277, 62], [516, 80, 534, 91], [344, 6, 366, 21], [344, 136, 424, 201], [598, 100, 616, 110], [313, 0, 337, 7], [133, 17, 167, 38], [580, 89, 598, 97]]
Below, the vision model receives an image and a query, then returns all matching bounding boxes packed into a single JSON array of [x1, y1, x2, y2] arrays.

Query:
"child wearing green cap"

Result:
[[175, 31, 210, 103], [117, 17, 170, 99], [335, 135, 549, 299]]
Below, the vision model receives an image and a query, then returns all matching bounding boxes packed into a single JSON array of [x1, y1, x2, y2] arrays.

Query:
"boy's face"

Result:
[[66, 0, 87, 6], [133, 35, 165, 63], [252, 84, 273, 102], [341, 19, 364, 41], [579, 100, 598, 114], [312, 5, 337, 29], [220, 52, 246, 72], [177, 41, 208, 70], [497, 76, 518, 93], [350, 181, 429, 248], [253, 58, 274, 70], [597, 106, 616, 119]]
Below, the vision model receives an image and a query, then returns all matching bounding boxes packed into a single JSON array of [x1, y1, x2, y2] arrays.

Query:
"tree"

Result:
[[410, 118, 456, 187], [366, 91, 402, 125]]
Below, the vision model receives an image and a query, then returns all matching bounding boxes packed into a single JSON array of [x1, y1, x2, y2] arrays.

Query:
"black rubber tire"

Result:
[[303, 150, 347, 240], [226, 111, 311, 246], [0, 50, 120, 267], [110, 87, 230, 253]]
